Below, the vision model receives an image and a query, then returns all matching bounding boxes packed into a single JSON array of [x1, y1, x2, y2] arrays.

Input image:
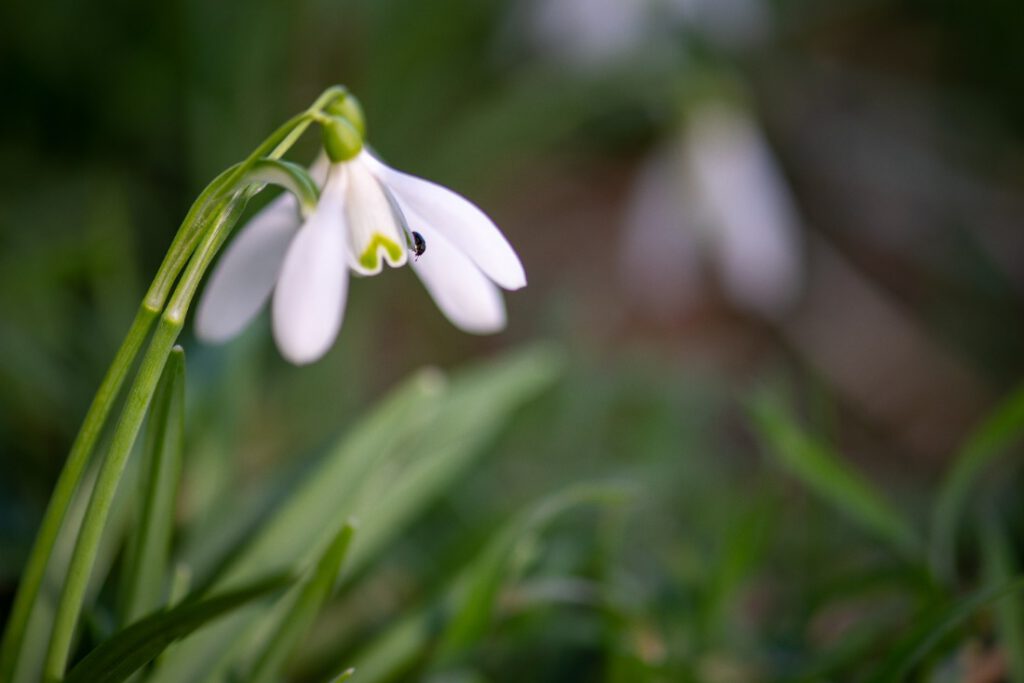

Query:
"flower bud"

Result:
[[322, 116, 363, 163], [325, 93, 366, 139]]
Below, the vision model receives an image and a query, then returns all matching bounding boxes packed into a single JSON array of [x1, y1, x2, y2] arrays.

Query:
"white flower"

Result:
[[524, 0, 769, 68], [621, 102, 802, 319], [195, 150, 526, 365]]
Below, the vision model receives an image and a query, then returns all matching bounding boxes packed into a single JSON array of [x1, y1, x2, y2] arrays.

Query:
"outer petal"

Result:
[[195, 194, 301, 343], [409, 211, 507, 334], [685, 103, 803, 318], [271, 169, 350, 364], [361, 151, 526, 290]]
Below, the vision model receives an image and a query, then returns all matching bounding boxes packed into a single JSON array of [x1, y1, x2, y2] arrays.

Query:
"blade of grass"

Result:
[[434, 483, 628, 666], [749, 391, 921, 558], [930, 384, 1024, 579], [347, 483, 626, 683], [149, 346, 563, 683], [981, 516, 1024, 683], [120, 347, 186, 626], [246, 521, 357, 683], [867, 576, 1024, 683], [346, 609, 433, 683], [63, 573, 293, 683], [0, 304, 158, 683]]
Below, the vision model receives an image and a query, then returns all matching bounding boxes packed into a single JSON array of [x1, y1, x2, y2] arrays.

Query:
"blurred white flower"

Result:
[[528, 0, 650, 67], [196, 150, 525, 365], [671, 0, 770, 48], [525, 0, 769, 67], [621, 102, 802, 319]]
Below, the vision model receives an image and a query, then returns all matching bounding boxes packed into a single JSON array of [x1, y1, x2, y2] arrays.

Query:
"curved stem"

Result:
[[0, 304, 157, 683], [42, 315, 181, 683], [42, 193, 249, 682], [5, 84, 340, 682]]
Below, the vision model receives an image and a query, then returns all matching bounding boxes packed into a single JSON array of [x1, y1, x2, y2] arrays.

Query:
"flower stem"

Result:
[[41, 192, 249, 682], [0, 304, 157, 683], [4, 85, 342, 683], [42, 314, 181, 682]]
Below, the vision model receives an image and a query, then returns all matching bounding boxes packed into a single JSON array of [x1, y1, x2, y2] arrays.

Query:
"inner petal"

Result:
[[344, 158, 409, 275]]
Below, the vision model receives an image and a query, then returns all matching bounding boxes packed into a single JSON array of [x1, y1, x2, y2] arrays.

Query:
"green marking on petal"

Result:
[[358, 234, 404, 271]]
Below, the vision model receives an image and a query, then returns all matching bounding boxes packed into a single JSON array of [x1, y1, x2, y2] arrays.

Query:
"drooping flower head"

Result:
[[196, 91, 526, 364]]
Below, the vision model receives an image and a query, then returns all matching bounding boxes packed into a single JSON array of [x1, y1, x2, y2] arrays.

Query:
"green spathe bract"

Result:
[[322, 115, 364, 163]]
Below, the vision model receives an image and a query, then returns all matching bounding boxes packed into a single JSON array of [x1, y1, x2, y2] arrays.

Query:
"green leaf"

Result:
[[347, 610, 432, 683], [326, 668, 355, 683], [749, 391, 920, 558], [867, 576, 1024, 683], [149, 346, 563, 683], [931, 384, 1024, 578], [63, 574, 293, 683], [348, 482, 627, 683], [981, 517, 1024, 683], [435, 483, 628, 665], [120, 346, 186, 626], [246, 520, 357, 683]]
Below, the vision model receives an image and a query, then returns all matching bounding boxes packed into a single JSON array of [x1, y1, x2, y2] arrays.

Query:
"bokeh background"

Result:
[[2, 0, 1024, 680]]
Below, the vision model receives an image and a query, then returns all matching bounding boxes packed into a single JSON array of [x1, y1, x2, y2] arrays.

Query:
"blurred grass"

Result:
[[2, 0, 1024, 681]]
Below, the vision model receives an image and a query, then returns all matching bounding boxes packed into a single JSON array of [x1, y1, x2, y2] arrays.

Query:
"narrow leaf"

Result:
[[121, 346, 186, 625], [64, 573, 292, 683], [931, 384, 1024, 578], [247, 521, 357, 683], [750, 391, 920, 558], [867, 576, 1024, 683], [150, 346, 563, 683], [981, 517, 1024, 683], [435, 483, 627, 664]]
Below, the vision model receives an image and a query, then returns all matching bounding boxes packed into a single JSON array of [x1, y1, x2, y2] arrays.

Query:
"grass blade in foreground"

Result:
[[981, 517, 1024, 682], [750, 391, 921, 558], [435, 483, 628, 665], [120, 347, 186, 626], [867, 576, 1024, 683], [63, 573, 293, 683], [149, 346, 563, 683], [930, 383, 1024, 579], [246, 521, 357, 683], [349, 483, 627, 682]]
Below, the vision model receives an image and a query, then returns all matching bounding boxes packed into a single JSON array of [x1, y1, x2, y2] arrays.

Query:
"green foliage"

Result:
[[749, 389, 921, 558], [982, 517, 1024, 683], [120, 346, 186, 626], [866, 576, 1024, 682], [931, 383, 1024, 578], [246, 521, 357, 683], [63, 574, 293, 683], [147, 347, 562, 683]]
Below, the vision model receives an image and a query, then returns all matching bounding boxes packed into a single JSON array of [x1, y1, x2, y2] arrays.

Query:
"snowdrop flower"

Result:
[[621, 101, 802, 319], [523, 0, 769, 68], [195, 100, 525, 365]]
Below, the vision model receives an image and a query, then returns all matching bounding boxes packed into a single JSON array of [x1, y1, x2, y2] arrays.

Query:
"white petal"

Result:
[[271, 169, 350, 364], [409, 213, 507, 334], [685, 104, 803, 317], [195, 194, 301, 343], [362, 151, 526, 290]]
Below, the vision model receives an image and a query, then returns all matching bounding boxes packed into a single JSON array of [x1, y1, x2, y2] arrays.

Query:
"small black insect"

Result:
[[411, 231, 427, 259]]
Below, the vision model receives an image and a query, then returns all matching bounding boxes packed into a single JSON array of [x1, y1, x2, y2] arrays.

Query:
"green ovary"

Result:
[[358, 234, 404, 271]]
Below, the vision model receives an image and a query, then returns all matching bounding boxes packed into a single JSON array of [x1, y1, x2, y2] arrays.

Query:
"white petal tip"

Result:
[[276, 343, 329, 366], [502, 268, 528, 291]]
